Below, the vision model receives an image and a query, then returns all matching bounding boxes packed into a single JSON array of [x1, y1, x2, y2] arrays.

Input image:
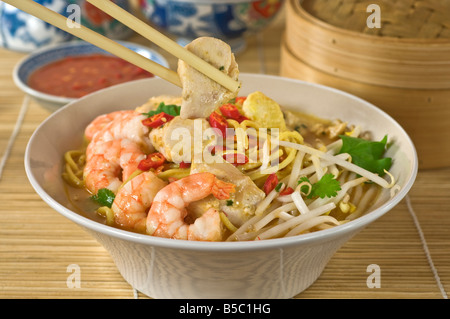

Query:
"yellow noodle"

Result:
[[237, 162, 262, 172], [239, 119, 261, 130], [157, 168, 191, 180], [64, 150, 84, 172], [279, 130, 304, 144], [226, 119, 241, 130], [219, 212, 238, 233], [62, 162, 84, 188], [63, 146, 87, 188], [119, 169, 143, 190], [97, 206, 115, 226], [255, 148, 297, 177]]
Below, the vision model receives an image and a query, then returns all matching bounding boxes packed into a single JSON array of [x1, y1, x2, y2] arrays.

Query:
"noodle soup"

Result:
[[62, 91, 395, 241], [26, 73, 417, 298]]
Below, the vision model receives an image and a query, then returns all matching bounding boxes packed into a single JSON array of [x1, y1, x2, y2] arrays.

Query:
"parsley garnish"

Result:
[[226, 200, 233, 206], [338, 135, 392, 176], [142, 102, 181, 118], [91, 188, 116, 208], [298, 174, 341, 199]]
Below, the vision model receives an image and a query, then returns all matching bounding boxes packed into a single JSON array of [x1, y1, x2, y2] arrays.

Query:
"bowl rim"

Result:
[[24, 74, 418, 252], [12, 40, 169, 105]]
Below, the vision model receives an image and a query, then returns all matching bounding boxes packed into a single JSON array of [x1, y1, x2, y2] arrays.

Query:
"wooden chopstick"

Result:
[[3, 0, 182, 88], [86, 0, 241, 93]]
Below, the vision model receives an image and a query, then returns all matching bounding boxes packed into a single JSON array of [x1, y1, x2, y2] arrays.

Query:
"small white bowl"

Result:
[[13, 40, 169, 112], [24, 74, 418, 298]]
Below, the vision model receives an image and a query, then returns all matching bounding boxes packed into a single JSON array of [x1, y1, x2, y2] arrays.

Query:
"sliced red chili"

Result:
[[219, 103, 249, 124], [137, 152, 166, 171], [263, 173, 279, 195], [223, 152, 249, 166], [236, 115, 249, 123], [279, 187, 294, 196], [220, 103, 241, 120], [208, 111, 228, 137], [179, 161, 191, 169], [141, 112, 174, 128]]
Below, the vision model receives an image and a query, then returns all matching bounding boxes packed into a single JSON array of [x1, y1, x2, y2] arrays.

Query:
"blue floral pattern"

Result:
[[0, 0, 73, 52], [139, 0, 284, 51]]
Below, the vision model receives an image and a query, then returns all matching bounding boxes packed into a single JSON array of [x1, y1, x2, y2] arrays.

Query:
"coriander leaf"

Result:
[[142, 102, 181, 117], [310, 173, 341, 199], [91, 188, 116, 208], [338, 135, 392, 176], [298, 174, 341, 199]]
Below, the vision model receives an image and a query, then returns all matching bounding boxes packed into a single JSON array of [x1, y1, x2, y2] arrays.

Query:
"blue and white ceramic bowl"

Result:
[[13, 40, 169, 111], [66, 0, 134, 40], [139, 0, 285, 53], [0, 0, 74, 52]]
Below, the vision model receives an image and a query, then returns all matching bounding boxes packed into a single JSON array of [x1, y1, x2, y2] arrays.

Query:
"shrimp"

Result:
[[190, 162, 265, 226], [85, 110, 153, 153], [85, 110, 130, 141], [146, 172, 236, 241], [111, 171, 167, 232], [83, 139, 146, 194]]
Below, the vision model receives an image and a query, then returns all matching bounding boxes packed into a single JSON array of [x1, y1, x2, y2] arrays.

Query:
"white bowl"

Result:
[[13, 40, 169, 112], [24, 74, 418, 299]]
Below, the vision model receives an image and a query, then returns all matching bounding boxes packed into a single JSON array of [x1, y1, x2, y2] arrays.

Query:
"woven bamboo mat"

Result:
[[0, 9, 449, 299]]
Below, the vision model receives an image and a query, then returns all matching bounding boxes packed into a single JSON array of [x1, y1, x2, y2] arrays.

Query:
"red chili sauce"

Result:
[[28, 54, 154, 98]]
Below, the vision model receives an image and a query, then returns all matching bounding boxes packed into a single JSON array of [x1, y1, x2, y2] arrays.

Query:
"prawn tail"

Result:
[[212, 179, 235, 200]]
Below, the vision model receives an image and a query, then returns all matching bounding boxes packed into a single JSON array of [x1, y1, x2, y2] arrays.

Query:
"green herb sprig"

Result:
[[338, 135, 392, 176], [142, 102, 181, 118]]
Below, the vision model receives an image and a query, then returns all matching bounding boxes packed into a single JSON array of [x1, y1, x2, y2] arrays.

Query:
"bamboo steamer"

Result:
[[281, 0, 450, 169]]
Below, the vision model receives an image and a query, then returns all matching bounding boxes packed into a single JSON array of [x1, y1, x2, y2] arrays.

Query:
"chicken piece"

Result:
[[189, 162, 265, 227], [178, 37, 240, 119], [311, 119, 347, 139], [326, 120, 348, 139], [149, 116, 210, 163], [135, 95, 182, 114]]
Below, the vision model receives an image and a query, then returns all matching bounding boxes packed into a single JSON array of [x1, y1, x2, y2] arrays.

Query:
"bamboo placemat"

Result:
[[0, 9, 449, 299]]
